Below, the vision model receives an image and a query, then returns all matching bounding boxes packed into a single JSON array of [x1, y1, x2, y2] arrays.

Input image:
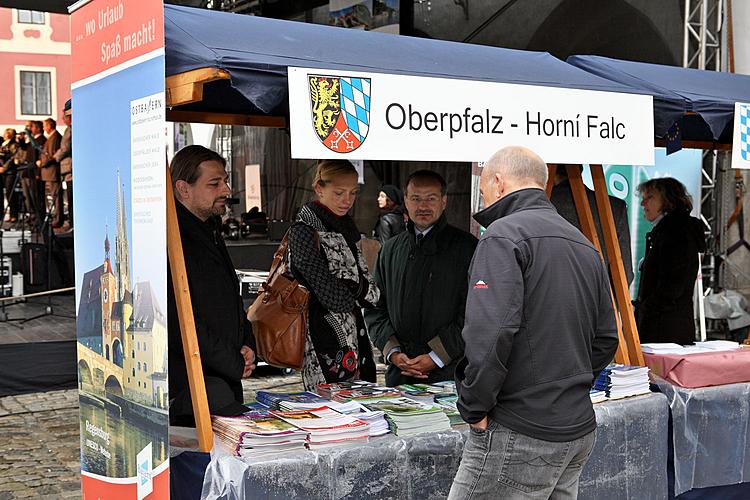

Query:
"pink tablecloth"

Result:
[[644, 349, 750, 388]]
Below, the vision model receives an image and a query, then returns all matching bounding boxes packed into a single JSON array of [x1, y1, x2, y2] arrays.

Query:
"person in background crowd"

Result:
[[373, 184, 406, 244], [21, 121, 45, 229], [450, 146, 618, 500], [550, 165, 633, 285], [366, 171, 477, 386], [288, 160, 380, 390], [168, 145, 256, 425], [53, 99, 73, 230], [0, 128, 19, 222], [635, 177, 706, 345], [38, 118, 63, 228]]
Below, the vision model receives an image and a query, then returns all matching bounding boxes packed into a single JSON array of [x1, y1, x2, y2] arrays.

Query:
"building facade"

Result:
[[0, 7, 70, 132]]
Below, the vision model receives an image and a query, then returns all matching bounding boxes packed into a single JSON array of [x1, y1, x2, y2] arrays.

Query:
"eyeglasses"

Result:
[[407, 195, 442, 204]]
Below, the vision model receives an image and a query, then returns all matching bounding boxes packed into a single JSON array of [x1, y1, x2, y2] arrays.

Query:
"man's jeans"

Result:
[[448, 420, 596, 500]]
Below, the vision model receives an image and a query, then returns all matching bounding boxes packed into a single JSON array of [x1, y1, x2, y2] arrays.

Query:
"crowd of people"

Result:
[[0, 99, 73, 233], [167, 144, 704, 499]]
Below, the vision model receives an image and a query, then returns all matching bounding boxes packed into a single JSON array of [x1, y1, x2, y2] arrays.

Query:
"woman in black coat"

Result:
[[635, 178, 706, 345], [373, 184, 406, 244]]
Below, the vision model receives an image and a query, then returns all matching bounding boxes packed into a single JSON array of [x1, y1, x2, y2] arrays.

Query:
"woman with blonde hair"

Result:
[[288, 160, 380, 390]]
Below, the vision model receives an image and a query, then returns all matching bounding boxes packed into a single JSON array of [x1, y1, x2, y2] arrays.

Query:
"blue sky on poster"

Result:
[[73, 55, 166, 310]]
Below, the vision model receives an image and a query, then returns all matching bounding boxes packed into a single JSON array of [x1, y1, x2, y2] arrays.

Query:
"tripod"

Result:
[[21, 179, 73, 323], [0, 164, 33, 327]]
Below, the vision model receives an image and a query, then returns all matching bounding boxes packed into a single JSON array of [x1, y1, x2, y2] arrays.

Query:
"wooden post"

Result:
[[166, 166, 213, 451], [590, 165, 645, 366], [546, 164, 557, 197], [566, 165, 631, 365]]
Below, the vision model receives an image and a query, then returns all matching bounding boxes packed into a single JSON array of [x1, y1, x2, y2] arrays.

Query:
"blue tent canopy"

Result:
[[164, 5, 644, 119], [568, 55, 750, 143]]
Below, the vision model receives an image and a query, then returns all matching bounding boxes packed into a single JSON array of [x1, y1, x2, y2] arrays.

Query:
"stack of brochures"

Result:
[[317, 381, 401, 401], [433, 393, 464, 425], [256, 390, 360, 413], [212, 411, 308, 458], [362, 396, 451, 437], [272, 406, 370, 450], [595, 365, 651, 399]]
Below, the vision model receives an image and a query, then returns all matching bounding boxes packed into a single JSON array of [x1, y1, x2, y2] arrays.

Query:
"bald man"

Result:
[[450, 146, 618, 500]]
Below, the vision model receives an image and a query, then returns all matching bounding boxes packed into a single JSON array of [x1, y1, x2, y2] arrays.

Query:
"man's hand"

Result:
[[35, 160, 40, 166], [391, 352, 428, 379], [240, 345, 256, 378], [470, 416, 489, 431], [406, 354, 437, 376]]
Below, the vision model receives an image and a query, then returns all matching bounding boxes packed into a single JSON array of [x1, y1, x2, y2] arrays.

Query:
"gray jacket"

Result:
[[455, 188, 618, 442]]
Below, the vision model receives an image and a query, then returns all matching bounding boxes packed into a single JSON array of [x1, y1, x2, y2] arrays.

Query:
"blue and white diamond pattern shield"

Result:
[[339, 77, 371, 143]]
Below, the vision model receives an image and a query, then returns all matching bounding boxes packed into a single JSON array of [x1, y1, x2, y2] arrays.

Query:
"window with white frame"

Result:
[[20, 71, 51, 115], [18, 10, 45, 25]]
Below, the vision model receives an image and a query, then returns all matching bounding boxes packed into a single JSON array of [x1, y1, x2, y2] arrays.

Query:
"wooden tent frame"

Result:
[[165, 65, 732, 451]]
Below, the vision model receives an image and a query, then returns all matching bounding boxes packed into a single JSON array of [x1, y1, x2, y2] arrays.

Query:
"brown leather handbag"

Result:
[[246, 231, 312, 370]]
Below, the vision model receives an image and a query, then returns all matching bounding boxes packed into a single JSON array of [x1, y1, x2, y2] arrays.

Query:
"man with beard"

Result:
[[366, 170, 477, 386], [167, 145, 256, 426]]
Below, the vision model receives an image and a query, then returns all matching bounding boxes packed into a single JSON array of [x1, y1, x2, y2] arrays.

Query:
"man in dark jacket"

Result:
[[450, 146, 618, 500], [366, 171, 477, 386], [168, 145, 256, 426], [550, 165, 633, 285], [373, 184, 406, 244]]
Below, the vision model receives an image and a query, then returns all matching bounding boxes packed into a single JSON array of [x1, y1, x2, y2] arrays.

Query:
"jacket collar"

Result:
[[474, 188, 552, 228], [175, 199, 222, 245], [407, 213, 448, 254]]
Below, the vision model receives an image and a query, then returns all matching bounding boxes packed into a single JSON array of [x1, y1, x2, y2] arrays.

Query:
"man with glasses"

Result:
[[365, 170, 477, 386]]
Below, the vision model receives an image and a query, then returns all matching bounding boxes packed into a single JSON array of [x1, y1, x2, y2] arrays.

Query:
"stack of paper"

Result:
[[212, 411, 308, 458], [361, 397, 451, 437], [272, 406, 370, 450], [640, 343, 685, 354], [589, 389, 608, 404], [694, 340, 740, 352], [595, 365, 651, 399]]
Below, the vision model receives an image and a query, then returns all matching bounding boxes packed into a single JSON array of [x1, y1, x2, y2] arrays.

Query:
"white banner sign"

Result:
[[732, 102, 750, 169], [289, 67, 655, 165]]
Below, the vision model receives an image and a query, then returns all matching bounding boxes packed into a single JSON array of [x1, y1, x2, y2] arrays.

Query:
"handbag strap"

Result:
[[268, 226, 320, 281]]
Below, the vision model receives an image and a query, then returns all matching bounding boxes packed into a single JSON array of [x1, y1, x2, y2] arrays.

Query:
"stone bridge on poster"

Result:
[[77, 343, 125, 398]]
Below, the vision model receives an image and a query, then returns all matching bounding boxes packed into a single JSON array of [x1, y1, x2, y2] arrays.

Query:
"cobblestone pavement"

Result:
[[0, 364, 386, 499], [0, 390, 81, 499]]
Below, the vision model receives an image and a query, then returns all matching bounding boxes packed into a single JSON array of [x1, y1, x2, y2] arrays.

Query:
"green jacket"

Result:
[[365, 215, 477, 386]]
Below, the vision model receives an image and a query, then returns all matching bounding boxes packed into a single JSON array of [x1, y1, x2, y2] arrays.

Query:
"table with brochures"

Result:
[[198, 393, 669, 500], [654, 378, 750, 497]]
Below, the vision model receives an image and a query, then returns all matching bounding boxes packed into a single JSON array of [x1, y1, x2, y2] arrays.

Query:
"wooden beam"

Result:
[[591, 165, 645, 366], [166, 165, 213, 452], [166, 67, 231, 107], [567, 165, 631, 365], [166, 109, 286, 128], [545, 164, 557, 198]]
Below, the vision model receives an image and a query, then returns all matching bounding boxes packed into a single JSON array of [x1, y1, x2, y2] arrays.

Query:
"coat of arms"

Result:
[[308, 75, 371, 153]]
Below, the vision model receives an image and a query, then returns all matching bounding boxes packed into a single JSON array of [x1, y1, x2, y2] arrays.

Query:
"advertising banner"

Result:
[[71, 0, 168, 498], [289, 67, 654, 165]]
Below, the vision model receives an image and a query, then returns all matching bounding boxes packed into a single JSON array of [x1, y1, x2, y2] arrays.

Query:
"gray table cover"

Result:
[[654, 379, 750, 496], [202, 393, 668, 499]]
